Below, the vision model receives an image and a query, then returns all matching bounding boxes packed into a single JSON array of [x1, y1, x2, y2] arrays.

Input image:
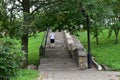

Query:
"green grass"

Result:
[[28, 32, 45, 65], [10, 32, 44, 80], [11, 69, 39, 80], [76, 29, 120, 70]]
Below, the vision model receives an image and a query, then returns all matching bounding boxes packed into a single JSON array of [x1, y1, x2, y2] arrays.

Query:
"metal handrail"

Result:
[[39, 28, 49, 58], [37, 28, 49, 67], [44, 28, 49, 54]]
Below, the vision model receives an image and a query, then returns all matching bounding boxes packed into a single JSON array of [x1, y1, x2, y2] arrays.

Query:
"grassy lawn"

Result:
[[11, 69, 39, 80], [28, 32, 45, 65], [76, 29, 120, 70], [11, 32, 44, 80]]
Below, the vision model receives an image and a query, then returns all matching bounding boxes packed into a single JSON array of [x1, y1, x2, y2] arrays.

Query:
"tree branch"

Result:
[[29, 0, 40, 8], [31, 1, 60, 14], [17, 0, 22, 4]]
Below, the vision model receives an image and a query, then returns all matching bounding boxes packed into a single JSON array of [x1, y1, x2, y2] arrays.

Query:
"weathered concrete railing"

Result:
[[64, 31, 87, 69], [64, 32, 74, 57]]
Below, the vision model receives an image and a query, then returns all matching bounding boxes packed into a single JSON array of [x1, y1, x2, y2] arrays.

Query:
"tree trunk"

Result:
[[21, 34, 28, 68], [114, 31, 118, 44], [21, 0, 30, 68], [108, 30, 112, 38]]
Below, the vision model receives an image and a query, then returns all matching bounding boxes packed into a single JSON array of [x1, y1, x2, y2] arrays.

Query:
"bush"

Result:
[[0, 37, 24, 80]]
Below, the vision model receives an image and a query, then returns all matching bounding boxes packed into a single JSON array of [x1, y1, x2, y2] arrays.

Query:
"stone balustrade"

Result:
[[64, 31, 87, 69]]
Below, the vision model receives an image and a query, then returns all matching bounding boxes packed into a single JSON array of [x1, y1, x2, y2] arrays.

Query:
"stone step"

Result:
[[39, 68, 79, 71], [38, 31, 79, 71], [45, 50, 67, 54], [45, 51, 69, 55], [39, 65, 77, 69], [40, 63, 77, 66], [45, 47, 67, 52], [40, 58, 75, 64], [45, 51, 67, 54], [38, 66, 78, 71], [44, 55, 70, 58], [45, 53, 69, 55], [46, 43, 67, 47], [45, 50, 68, 54], [41, 57, 74, 60], [40, 57, 74, 61], [39, 63, 77, 68]]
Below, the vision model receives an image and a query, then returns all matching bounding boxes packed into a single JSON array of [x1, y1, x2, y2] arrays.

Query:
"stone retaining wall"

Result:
[[64, 31, 87, 69]]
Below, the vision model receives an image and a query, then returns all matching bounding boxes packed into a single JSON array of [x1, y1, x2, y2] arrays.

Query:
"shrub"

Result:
[[0, 37, 24, 80]]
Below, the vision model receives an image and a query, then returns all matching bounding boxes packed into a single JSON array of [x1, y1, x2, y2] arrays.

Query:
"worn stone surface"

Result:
[[38, 70, 120, 80], [64, 32, 87, 69], [78, 57, 87, 69], [39, 31, 78, 71], [37, 31, 120, 80], [27, 65, 37, 70]]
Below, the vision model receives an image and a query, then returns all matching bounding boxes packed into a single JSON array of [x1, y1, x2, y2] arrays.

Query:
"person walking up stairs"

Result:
[[39, 31, 77, 71]]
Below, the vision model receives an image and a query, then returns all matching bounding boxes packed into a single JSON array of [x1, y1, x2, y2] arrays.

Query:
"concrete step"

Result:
[[40, 58, 76, 64], [45, 47, 67, 52], [40, 63, 77, 67], [39, 59, 78, 70], [44, 55, 70, 58], [39, 65, 77, 69], [45, 49, 69, 55], [39, 62, 77, 66], [45, 50, 67, 54], [39, 63, 78, 70], [39, 31, 79, 71], [46, 43, 67, 48], [45, 51, 69, 55], [38, 68, 79, 71]]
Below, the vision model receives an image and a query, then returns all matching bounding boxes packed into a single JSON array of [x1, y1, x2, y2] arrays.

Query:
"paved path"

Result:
[[37, 70, 120, 80], [38, 31, 120, 80]]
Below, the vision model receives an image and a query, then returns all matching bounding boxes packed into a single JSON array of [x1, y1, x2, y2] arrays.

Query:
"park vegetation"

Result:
[[0, 0, 120, 79], [76, 29, 120, 70], [0, 38, 24, 79]]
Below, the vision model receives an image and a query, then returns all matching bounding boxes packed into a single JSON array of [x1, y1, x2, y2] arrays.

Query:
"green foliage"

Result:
[[82, 0, 114, 17], [28, 32, 45, 65], [42, 0, 84, 32], [31, 13, 48, 31], [92, 43, 120, 70], [0, 1, 9, 36], [0, 37, 24, 79], [10, 69, 39, 80], [2, 0, 120, 35], [76, 29, 120, 70]]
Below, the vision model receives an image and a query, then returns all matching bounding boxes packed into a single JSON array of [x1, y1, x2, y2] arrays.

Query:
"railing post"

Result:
[[43, 28, 49, 56]]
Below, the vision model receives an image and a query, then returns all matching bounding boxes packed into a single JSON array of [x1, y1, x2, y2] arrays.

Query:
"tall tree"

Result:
[[3, 0, 120, 68], [4, 0, 61, 68], [108, 0, 120, 44], [79, 0, 119, 44], [0, 0, 10, 37], [42, 0, 84, 33]]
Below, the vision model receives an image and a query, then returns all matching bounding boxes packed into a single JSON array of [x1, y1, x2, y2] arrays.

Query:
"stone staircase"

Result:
[[38, 31, 78, 71]]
